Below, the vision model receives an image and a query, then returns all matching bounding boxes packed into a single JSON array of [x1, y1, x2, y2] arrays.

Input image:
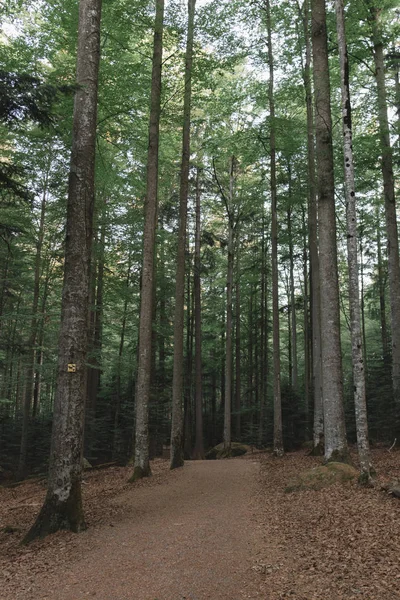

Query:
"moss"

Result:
[[205, 442, 250, 460], [170, 451, 184, 470], [309, 441, 324, 456], [22, 479, 86, 544], [128, 464, 152, 483], [285, 462, 358, 493], [326, 448, 351, 465], [358, 471, 374, 487]]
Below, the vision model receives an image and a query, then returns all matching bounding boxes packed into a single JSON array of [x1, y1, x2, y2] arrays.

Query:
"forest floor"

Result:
[[0, 447, 399, 600]]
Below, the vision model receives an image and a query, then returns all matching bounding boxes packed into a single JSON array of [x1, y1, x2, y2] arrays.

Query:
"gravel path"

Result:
[[30, 459, 264, 600]]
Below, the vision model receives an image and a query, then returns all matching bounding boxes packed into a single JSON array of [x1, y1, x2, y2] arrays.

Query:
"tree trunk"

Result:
[[129, 0, 164, 482], [311, 0, 348, 463], [17, 182, 47, 480], [170, 0, 196, 470], [376, 208, 389, 361], [24, 0, 102, 542], [302, 205, 310, 430], [367, 2, 400, 427], [113, 256, 132, 461], [192, 168, 205, 459], [235, 246, 241, 441], [266, 0, 284, 457], [287, 195, 298, 392], [335, 0, 372, 481], [86, 214, 105, 456], [183, 264, 193, 460], [300, 0, 323, 453], [223, 157, 235, 452]]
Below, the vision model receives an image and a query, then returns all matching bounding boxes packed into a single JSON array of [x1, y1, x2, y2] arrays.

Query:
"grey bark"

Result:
[[18, 180, 48, 480], [266, 0, 284, 457], [311, 0, 348, 462], [235, 248, 241, 441], [335, 0, 372, 481], [299, 0, 323, 452], [24, 0, 102, 542], [367, 2, 400, 427], [192, 167, 205, 459], [170, 0, 196, 470], [130, 0, 164, 482]]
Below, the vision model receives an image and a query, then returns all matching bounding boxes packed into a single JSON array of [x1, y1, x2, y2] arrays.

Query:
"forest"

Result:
[[0, 0, 400, 592]]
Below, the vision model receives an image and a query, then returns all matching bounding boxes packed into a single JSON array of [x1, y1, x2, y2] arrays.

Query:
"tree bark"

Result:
[[311, 0, 348, 463], [335, 0, 372, 481], [235, 246, 241, 441], [300, 0, 323, 453], [24, 0, 102, 542], [17, 181, 48, 480], [266, 0, 284, 457], [367, 2, 400, 428], [192, 167, 205, 459], [223, 156, 235, 452], [376, 208, 389, 361], [170, 0, 196, 470], [129, 0, 164, 482]]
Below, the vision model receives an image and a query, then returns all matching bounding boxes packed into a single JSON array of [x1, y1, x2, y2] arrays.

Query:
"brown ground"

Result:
[[0, 448, 399, 600]]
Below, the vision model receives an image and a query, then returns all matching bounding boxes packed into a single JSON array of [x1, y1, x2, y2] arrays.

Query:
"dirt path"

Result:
[[8, 459, 264, 600]]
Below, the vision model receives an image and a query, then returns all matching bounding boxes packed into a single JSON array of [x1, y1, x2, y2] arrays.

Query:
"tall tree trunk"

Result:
[[376, 208, 389, 361], [287, 193, 298, 392], [300, 0, 323, 453], [32, 268, 51, 419], [223, 156, 235, 452], [302, 205, 310, 430], [170, 0, 196, 470], [367, 2, 400, 426], [24, 0, 102, 542], [266, 0, 284, 456], [17, 182, 47, 480], [113, 256, 132, 460], [130, 0, 164, 482], [335, 0, 372, 481], [235, 246, 241, 441], [192, 167, 204, 459], [258, 235, 265, 448], [86, 214, 105, 456], [311, 0, 348, 463], [183, 265, 193, 459]]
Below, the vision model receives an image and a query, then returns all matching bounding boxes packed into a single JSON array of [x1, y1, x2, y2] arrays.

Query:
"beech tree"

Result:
[[265, 0, 284, 457], [335, 0, 372, 482], [311, 0, 348, 463]]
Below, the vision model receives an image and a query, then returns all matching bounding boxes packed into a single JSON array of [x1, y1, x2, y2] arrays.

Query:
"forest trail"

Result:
[[7, 458, 264, 600]]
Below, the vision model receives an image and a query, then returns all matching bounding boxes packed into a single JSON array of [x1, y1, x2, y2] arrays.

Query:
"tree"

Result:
[[265, 0, 284, 457], [366, 1, 400, 432], [311, 0, 348, 463], [23, 0, 102, 542], [129, 0, 165, 483], [335, 0, 372, 481], [192, 166, 205, 459], [170, 0, 196, 470]]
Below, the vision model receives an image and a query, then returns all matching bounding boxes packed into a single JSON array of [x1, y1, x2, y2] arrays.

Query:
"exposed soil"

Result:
[[0, 448, 399, 600]]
